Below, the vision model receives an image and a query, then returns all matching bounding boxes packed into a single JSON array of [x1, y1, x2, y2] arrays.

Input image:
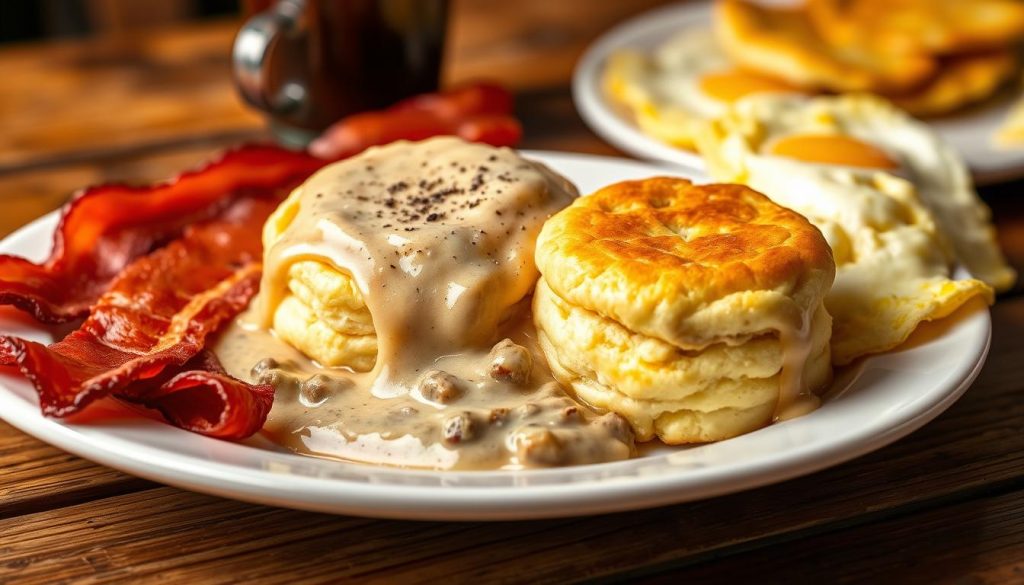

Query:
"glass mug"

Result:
[[234, 0, 450, 147]]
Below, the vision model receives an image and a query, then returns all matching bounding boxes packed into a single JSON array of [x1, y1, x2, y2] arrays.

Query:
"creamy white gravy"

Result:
[[214, 138, 636, 470], [772, 304, 817, 421]]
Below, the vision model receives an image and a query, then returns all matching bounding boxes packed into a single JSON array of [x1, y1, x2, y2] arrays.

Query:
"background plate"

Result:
[[572, 1, 1024, 185], [0, 151, 991, 520]]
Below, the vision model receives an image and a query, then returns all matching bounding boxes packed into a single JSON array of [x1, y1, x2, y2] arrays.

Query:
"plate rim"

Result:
[[571, 1, 710, 173], [0, 150, 993, 520]]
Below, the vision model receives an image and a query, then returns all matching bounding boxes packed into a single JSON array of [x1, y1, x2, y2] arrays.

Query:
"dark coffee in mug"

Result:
[[235, 0, 449, 146]]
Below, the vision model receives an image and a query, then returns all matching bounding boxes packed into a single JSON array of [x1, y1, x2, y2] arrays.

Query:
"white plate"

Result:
[[0, 152, 990, 521], [573, 1, 1024, 185]]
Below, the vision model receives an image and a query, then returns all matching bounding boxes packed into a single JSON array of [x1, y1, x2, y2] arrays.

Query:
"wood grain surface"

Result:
[[1, 1, 1023, 583]]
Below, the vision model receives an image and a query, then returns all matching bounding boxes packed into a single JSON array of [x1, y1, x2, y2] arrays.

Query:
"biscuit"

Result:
[[261, 190, 379, 370], [888, 50, 1017, 117], [535, 280, 832, 443], [270, 260, 377, 370], [259, 137, 579, 371], [272, 289, 378, 371], [714, 0, 936, 93], [807, 0, 1024, 56], [534, 177, 835, 443]]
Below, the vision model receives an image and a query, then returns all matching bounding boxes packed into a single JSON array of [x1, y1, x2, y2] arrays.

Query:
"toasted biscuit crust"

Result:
[[535, 177, 834, 350]]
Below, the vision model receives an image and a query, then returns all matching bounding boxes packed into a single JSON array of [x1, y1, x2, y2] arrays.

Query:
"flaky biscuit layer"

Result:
[[272, 290, 378, 371], [535, 280, 833, 443]]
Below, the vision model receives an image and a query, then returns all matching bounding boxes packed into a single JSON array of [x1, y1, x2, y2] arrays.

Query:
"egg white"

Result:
[[697, 94, 1008, 363]]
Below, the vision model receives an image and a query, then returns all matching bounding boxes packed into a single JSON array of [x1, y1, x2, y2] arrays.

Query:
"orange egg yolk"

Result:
[[698, 69, 803, 103], [766, 134, 899, 169]]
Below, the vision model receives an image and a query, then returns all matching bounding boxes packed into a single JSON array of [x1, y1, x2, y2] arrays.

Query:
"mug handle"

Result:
[[232, 0, 306, 115]]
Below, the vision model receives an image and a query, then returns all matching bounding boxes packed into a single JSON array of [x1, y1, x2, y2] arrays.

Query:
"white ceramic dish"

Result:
[[573, 1, 1024, 185], [0, 151, 990, 521]]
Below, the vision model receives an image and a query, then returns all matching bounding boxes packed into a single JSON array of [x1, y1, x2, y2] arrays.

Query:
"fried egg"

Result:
[[603, 28, 804, 149], [698, 94, 1012, 364]]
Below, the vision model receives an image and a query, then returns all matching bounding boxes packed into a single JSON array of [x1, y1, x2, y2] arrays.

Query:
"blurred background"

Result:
[[0, 1, 239, 43], [0, 0, 675, 235]]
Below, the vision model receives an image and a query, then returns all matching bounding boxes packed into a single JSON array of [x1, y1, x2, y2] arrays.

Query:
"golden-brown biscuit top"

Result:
[[536, 178, 835, 349]]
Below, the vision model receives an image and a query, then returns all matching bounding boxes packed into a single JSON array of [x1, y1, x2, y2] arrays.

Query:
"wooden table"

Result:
[[2, 1, 1024, 582]]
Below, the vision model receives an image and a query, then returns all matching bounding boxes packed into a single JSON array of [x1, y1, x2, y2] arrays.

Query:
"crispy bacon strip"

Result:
[[0, 198, 276, 438], [119, 351, 274, 440], [309, 82, 523, 159], [0, 145, 322, 323]]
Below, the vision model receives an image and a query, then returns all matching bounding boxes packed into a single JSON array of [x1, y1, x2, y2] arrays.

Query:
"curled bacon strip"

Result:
[[0, 198, 277, 438], [309, 82, 523, 159], [0, 145, 322, 323], [119, 351, 273, 440]]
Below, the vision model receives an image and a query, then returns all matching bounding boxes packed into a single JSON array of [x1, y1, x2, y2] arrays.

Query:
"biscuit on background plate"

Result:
[[806, 0, 1024, 56], [889, 50, 1018, 117], [714, 0, 936, 93]]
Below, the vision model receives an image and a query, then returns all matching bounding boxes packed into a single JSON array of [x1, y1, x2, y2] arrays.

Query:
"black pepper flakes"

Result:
[[386, 181, 409, 194]]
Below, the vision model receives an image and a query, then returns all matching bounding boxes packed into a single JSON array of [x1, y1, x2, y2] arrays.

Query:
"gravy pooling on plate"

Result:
[[214, 137, 636, 470]]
